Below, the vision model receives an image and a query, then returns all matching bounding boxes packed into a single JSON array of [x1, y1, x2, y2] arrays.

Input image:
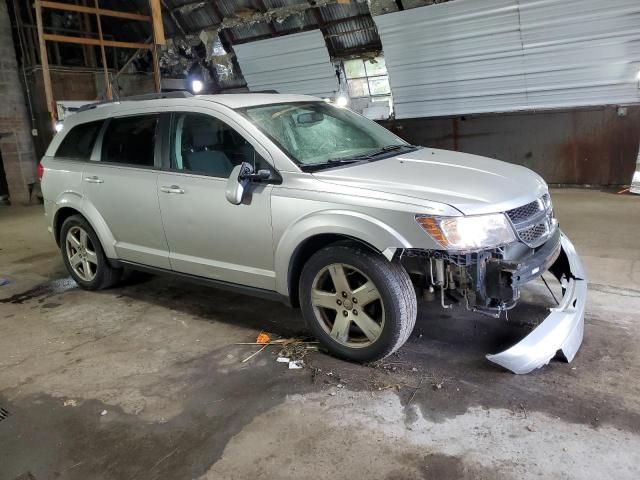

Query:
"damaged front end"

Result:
[[401, 226, 587, 374]]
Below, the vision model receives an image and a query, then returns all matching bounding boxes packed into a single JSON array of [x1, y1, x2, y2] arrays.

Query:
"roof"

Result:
[[64, 93, 322, 124], [199, 93, 321, 108]]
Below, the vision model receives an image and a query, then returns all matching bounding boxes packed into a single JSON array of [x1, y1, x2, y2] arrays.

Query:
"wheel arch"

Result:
[[275, 210, 411, 305], [286, 234, 383, 308], [52, 198, 117, 258]]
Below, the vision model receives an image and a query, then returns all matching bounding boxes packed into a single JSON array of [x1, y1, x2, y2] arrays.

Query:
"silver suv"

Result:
[[40, 93, 587, 373]]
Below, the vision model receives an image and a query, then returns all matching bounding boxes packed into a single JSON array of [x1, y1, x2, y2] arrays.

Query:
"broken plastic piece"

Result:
[[256, 332, 270, 344], [487, 233, 587, 374], [288, 360, 304, 369]]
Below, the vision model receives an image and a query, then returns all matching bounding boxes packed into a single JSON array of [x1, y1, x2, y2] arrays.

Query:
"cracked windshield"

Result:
[[242, 102, 409, 169]]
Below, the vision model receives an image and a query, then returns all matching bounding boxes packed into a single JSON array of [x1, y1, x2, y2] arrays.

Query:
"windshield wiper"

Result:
[[302, 158, 364, 172], [329, 144, 420, 163], [304, 145, 421, 172], [361, 144, 421, 159]]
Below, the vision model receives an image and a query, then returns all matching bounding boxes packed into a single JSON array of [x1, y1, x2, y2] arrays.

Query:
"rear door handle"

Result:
[[85, 176, 103, 184], [160, 185, 185, 194]]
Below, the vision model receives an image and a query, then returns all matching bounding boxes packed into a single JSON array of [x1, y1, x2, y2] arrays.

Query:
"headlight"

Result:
[[415, 213, 516, 250]]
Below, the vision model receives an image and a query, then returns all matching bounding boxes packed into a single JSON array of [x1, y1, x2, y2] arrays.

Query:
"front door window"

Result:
[[171, 113, 267, 177]]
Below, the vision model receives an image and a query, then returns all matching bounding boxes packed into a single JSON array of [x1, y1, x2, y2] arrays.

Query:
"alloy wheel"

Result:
[[310, 263, 385, 348], [65, 226, 98, 282]]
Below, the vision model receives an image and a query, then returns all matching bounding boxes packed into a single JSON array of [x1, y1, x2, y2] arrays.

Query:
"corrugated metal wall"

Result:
[[380, 105, 640, 185], [233, 30, 337, 97], [374, 0, 640, 119]]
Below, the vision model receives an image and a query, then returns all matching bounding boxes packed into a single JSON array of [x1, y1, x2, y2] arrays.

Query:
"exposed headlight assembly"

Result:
[[416, 213, 516, 250]]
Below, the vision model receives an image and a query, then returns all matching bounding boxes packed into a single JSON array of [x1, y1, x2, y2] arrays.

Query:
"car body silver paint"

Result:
[[41, 94, 587, 373]]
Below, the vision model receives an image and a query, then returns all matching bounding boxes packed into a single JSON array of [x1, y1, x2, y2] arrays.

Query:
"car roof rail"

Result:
[[76, 91, 193, 113]]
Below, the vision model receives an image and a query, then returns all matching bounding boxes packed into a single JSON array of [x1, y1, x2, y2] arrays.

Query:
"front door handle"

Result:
[[160, 185, 185, 194], [85, 176, 103, 184]]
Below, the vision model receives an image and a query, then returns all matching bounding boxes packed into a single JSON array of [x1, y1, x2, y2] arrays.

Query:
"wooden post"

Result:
[[149, 0, 165, 93], [93, 0, 112, 100], [149, 0, 165, 45], [151, 45, 161, 93], [34, 0, 56, 127]]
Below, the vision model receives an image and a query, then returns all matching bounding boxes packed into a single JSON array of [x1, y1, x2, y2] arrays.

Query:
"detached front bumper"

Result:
[[486, 232, 587, 374]]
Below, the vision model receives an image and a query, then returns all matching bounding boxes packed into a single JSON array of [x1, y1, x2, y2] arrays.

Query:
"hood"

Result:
[[312, 148, 548, 215]]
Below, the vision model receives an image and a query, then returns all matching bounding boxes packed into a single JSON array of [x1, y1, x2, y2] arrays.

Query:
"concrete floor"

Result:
[[0, 188, 639, 480]]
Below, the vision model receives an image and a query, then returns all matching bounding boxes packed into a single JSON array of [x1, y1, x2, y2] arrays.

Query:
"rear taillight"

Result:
[[37, 161, 44, 180]]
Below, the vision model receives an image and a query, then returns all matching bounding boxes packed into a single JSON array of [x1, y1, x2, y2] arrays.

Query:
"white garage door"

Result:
[[234, 30, 338, 98], [374, 0, 640, 119]]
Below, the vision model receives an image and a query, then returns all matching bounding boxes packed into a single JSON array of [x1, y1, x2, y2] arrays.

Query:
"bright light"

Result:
[[54, 122, 64, 133], [636, 70, 640, 81], [416, 213, 516, 250], [191, 79, 204, 93], [335, 95, 349, 107]]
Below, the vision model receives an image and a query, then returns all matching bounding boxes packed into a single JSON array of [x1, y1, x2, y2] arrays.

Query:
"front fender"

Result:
[[274, 209, 411, 296], [53, 193, 118, 259]]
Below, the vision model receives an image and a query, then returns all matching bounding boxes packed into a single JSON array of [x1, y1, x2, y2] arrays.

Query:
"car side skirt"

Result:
[[111, 259, 291, 306]]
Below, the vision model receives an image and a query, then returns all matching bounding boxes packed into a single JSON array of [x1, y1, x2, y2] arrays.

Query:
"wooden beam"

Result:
[[149, 0, 164, 93], [34, 0, 56, 125], [149, 0, 165, 45], [42, 33, 152, 50], [93, 0, 111, 100], [151, 45, 161, 93], [40, 1, 151, 22]]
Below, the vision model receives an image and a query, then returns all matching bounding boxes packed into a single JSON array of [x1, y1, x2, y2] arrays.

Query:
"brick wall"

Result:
[[0, 0, 37, 204]]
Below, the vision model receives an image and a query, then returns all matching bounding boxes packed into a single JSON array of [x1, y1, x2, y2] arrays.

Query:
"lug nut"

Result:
[[342, 310, 348, 317], [342, 291, 348, 298], [352, 298, 357, 304], [352, 309, 358, 315], [336, 299, 342, 306]]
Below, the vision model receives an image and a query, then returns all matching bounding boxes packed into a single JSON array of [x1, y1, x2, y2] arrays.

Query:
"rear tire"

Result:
[[60, 215, 121, 290], [299, 243, 417, 362]]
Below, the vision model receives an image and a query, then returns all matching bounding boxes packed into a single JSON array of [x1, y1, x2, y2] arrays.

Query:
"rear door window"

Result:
[[101, 115, 158, 167], [55, 120, 104, 160]]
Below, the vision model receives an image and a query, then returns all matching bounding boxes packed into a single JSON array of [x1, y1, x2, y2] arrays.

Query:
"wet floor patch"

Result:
[[0, 278, 76, 304], [0, 349, 314, 480], [201, 390, 640, 480]]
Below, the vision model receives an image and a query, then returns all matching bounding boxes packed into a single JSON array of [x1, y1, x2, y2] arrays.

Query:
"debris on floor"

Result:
[[237, 335, 318, 367], [100, 410, 108, 416], [288, 360, 304, 369], [0, 278, 10, 287], [241, 344, 268, 363], [255, 331, 271, 344], [63, 399, 77, 407]]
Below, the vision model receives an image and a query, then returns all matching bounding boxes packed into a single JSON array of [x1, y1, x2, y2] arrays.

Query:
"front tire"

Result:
[[299, 243, 417, 362], [60, 215, 121, 290]]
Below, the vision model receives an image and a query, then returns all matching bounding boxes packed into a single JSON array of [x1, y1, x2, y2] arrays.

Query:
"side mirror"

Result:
[[240, 168, 271, 181], [225, 163, 249, 205], [226, 162, 272, 205]]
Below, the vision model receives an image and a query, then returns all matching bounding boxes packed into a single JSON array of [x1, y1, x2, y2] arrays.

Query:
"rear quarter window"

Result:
[[55, 120, 104, 160]]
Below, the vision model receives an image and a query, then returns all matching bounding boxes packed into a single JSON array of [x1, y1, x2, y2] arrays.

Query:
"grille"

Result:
[[506, 194, 555, 247], [506, 200, 543, 224], [518, 223, 548, 244]]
